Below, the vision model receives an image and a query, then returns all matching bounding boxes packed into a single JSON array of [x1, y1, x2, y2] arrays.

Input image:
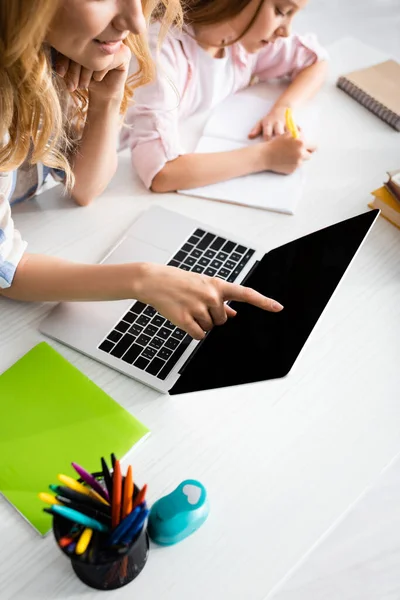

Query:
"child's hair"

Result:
[[154, 0, 264, 44], [0, 0, 182, 189]]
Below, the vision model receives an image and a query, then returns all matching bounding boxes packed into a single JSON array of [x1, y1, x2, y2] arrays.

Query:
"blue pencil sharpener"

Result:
[[148, 479, 209, 546]]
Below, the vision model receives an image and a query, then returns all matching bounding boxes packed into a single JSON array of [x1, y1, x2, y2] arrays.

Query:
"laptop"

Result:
[[40, 206, 379, 394]]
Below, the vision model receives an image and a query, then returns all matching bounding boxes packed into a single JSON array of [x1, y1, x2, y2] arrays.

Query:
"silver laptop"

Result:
[[40, 206, 379, 394]]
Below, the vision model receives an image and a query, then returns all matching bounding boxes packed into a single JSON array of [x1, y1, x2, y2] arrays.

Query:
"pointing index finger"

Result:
[[222, 282, 283, 312]]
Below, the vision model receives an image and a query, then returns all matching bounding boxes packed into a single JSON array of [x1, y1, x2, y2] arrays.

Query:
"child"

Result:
[[0, 0, 283, 341], [125, 0, 328, 192]]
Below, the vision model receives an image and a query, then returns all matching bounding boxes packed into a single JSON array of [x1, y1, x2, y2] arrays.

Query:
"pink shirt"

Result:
[[124, 24, 328, 189]]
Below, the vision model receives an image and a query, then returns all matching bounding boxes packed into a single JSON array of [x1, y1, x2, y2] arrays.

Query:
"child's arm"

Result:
[[249, 34, 328, 140], [151, 135, 315, 192], [55, 47, 131, 206]]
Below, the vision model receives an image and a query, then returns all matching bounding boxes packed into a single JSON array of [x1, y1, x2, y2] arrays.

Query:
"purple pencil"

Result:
[[71, 462, 110, 502]]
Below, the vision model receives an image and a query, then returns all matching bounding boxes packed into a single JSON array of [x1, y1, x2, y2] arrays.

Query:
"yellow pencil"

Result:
[[285, 108, 300, 139], [57, 474, 109, 506], [76, 528, 93, 555], [38, 492, 62, 505]]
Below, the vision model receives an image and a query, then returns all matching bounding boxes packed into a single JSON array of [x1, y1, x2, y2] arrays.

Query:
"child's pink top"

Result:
[[124, 24, 328, 189]]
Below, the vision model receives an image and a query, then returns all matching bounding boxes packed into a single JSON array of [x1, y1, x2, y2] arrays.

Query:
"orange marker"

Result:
[[122, 465, 133, 519], [132, 483, 147, 511], [111, 460, 122, 529]]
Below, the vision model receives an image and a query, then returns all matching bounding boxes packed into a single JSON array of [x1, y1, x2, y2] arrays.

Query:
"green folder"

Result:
[[0, 342, 150, 535]]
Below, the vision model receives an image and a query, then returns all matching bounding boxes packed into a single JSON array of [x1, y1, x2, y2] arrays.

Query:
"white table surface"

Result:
[[1, 38, 400, 600]]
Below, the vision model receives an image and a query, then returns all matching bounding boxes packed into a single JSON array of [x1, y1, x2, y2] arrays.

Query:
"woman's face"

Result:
[[46, 0, 146, 70]]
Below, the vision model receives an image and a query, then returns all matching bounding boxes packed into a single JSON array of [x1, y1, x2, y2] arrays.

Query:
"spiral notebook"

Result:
[[337, 60, 400, 131], [0, 342, 150, 535]]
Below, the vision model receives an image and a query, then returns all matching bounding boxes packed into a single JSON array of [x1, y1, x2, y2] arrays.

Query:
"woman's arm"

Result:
[[55, 46, 131, 206], [1, 254, 283, 340]]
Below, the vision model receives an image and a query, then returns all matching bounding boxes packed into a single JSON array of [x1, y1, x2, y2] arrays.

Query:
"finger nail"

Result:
[[67, 80, 75, 91], [272, 301, 284, 310], [56, 65, 66, 77]]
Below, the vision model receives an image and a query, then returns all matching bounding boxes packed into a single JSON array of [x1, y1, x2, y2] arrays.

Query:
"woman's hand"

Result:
[[249, 105, 301, 141], [254, 134, 316, 175], [134, 264, 283, 340], [55, 43, 131, 105]]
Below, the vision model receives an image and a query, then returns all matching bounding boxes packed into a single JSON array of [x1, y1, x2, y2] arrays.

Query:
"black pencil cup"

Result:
[[52, 478, 149, 590]]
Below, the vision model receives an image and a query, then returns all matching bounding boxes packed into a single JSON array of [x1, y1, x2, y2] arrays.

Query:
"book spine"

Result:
[[337, 77, 400, 132]]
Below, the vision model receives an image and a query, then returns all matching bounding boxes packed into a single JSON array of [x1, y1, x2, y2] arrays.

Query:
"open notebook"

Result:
[[0, 343, 150, 535], [179, 88, 319, 214]]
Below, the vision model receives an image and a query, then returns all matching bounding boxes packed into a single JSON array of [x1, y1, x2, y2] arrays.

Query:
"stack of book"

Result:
[[369, 169, 400, 229]]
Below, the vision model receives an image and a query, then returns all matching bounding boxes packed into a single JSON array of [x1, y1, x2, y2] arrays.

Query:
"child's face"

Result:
[[46, 0, 146, 70], [198, 0, 308, 54]]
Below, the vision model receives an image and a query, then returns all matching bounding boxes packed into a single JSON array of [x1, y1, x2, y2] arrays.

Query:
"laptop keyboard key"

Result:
[[144, 306, 156, 317], [110, 334, 135, 358], [182, 243, 194, 253], [235, 244, 246, 254], [172, 328, 186, 340], [158, 327, 171, 340], [136, 315, 150, 327], [123, 311, 137, 324], [121, 343, 142, 364], [157, 347, 173, 361], [151, 315, 165, 327], [149, 337, 164, 350], [168, 259, 180, 268], [210, 259, 223, 269], [204, 267, 217, 277], [142, 346, 157, 360], [180, 264, 190, 271], [158, 335, 192, 380], [146, 357, 165, 376], [230, 252, 241, 262], [198, 257, 210, 267], [115, 320, 130, 334], [131, 301, 146, 314], [184, 256, 196, 266], [225, 260, 236, 270], [216, 252, 228, 262], [194, 228, 206, 238], [99, 339, 114, 354], [108, 330, 122, 343], [191, 249, 202, 259], [192, 265, 204, 273], [137, 334, 151, 347], [128, 323, 143, 337], [210, 237, 225, 251], [134, 356, 150, 370], [165, 337, 180, 350], [164, 320, 175, 330], [218, 268, 230, 279], [174, 250, 188, 262], [188, 235, 200, 245], [222, 241, 235, 254], [197, 233, 215, 250], [204, 249, 216, 259], [143, 324, 158, 337]]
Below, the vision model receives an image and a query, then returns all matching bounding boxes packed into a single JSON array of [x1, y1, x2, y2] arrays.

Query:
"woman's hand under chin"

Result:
[[55, 43, 131, 106]]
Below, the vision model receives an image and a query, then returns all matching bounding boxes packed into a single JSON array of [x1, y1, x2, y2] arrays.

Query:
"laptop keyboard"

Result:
[[98, 228, 255, 380]]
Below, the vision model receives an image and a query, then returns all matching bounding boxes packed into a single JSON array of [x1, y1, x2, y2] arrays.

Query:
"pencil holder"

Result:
[[52, 477, 149, 590]]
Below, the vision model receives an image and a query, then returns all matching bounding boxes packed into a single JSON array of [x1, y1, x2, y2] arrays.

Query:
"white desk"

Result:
[[1, 38, 399, 600]]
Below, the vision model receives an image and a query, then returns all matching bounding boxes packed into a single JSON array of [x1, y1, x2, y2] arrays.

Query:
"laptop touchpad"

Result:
[[102, 236, 170, 266]]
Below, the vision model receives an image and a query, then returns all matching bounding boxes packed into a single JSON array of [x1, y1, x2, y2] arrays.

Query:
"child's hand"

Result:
[[249, 105, 300, 141], [55, 44, 131, 105], [135, 264, 283, 340], [257, 134, 316, 175]]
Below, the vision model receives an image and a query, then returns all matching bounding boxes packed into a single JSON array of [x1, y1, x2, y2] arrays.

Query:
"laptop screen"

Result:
[[170, 210, 379, 395]]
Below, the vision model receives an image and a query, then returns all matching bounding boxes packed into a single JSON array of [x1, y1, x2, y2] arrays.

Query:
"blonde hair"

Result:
[[0, 0, 182, 188]]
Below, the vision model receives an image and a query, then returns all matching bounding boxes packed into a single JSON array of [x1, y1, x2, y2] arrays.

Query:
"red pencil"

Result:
[[111, 460, 122, 529], [132, 483, 147, 511]]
